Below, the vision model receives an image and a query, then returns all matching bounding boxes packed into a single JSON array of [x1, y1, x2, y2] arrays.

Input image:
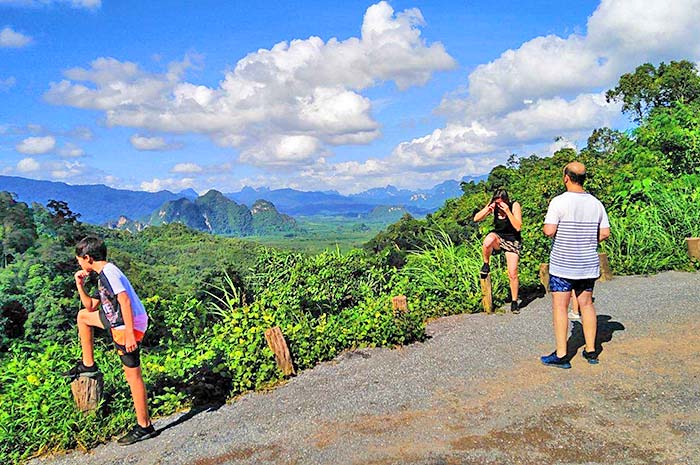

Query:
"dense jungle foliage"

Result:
[[2, 61, 700, 464]]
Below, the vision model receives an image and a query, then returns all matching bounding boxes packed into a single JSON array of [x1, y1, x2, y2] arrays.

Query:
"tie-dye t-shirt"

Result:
[[97, 263, 148, 332]]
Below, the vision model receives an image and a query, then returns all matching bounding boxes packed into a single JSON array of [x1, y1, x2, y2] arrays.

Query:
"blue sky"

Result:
[[1, 0, 699, 194]]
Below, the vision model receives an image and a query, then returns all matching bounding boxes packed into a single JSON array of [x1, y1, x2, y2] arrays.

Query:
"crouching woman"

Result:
[[473, 189, 522, 313]]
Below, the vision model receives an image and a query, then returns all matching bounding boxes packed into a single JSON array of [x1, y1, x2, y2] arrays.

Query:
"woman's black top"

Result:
[[492, 201, 521, 242]]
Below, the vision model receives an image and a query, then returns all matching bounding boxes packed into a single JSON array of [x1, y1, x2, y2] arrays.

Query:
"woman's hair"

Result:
[[491, 188, 510, 204], [75, 235, 107, 261]]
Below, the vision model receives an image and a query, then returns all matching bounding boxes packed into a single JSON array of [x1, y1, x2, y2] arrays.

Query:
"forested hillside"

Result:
[[1, 61, 699, 464], [147, 190, 298, 236]]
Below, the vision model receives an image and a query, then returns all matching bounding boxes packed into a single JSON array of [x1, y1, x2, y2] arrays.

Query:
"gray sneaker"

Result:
[[568, 310, 580, 320], [118, 423, 158, 445], [61, 360, 100, 379]]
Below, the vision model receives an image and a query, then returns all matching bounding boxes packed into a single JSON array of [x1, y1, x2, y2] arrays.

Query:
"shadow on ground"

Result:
[[567, 314, 625, 359], [157, 404, 225, 434]]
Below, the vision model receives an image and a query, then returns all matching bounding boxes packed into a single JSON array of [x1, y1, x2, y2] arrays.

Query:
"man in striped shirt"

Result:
[[541, 162, 610, 369]]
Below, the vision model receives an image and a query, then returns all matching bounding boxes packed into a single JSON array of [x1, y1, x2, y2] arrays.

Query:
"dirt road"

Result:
[[32, 271, 700, 465]]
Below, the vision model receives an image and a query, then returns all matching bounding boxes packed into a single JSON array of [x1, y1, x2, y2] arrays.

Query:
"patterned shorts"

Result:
[[495, 233, 522, 256], [549, 275, 596, 293]]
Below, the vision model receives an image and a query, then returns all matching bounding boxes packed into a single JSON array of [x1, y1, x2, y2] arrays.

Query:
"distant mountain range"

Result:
[[0, 175, 486, 226], [226, 176, 485, 216], [0, 175, 186, 224]]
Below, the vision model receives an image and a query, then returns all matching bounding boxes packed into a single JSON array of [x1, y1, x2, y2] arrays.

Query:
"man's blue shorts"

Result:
[[549, 274, 596, 293]]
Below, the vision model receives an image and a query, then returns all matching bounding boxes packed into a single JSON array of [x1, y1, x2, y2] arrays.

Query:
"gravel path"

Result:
[[31, 271, 700, 465]]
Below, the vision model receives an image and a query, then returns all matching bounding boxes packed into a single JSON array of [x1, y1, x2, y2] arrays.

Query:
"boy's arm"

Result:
[[75, 270, 99, 311], [116, 291, 138, 353]]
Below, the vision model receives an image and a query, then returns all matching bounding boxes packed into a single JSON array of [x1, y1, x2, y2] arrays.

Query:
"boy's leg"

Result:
[[123, 365, 151, 428], [576, 290, 596, 353], [77, 309, 104, 367], [551, 291, 571, 358]]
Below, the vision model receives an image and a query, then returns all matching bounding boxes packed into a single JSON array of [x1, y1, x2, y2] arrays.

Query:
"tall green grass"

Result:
[[603, 178, 700, 274], [398, 230, 511, 316]]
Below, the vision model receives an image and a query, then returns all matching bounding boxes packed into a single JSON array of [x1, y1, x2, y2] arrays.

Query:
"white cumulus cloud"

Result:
[[386, 0, 700, 185], [129, 134, 182, 151], [16, 135, 56, 154], [17, 157, 40, 172], [45, 1, 455, 168], [58, 142, 85, 158], [0, 27, 32, 48], [140, 177, 195, 193], [171, 163, 203, 174]]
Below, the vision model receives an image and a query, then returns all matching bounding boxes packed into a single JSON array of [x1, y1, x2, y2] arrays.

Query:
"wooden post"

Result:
[[539, 263, 550, 293], [70, 374, 103, 413], [391, 295, 408, 315], [264, 326, 296, 377], [598, 252, 613, 282], [686, 237, 700, 261], [480, 275, 493, 314]]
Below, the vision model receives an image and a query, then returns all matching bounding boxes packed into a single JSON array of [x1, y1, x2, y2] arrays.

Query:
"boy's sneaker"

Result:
[[582, 349, 599, 365], [511, 300, 520, 314], [568, 311, 581, 320], [118, 423, 157, 446], [479, 263, 490, 279], [540, 352, 571, 369], [61, 360, 99, 379]]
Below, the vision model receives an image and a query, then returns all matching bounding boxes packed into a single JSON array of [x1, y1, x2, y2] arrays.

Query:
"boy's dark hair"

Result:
[[564, 166, 587, 186], [75, 235, 107, 261]]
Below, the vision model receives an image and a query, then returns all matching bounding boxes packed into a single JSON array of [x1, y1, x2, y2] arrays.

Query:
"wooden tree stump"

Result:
[[539, 263, 550, 293], [264, 326, 296, 376], [391, 295, 408, 315], [686, 237, 700, 261], [598, 253, 613, 281], [70, 374, 103, 413], [480, 275, 493, 314]]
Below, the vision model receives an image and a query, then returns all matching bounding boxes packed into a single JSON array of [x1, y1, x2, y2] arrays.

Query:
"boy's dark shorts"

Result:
[[99, 311, 144, 368], [549, 275, 596, 294]]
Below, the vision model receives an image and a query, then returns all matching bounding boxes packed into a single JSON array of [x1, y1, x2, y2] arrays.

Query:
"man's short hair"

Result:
[[564, 166, 587, 186], [75, 235, 107, 261]]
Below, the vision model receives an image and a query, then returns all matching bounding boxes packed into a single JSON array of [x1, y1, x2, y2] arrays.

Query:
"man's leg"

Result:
[[571, 290, 580, 314], [77, 309, 104, 367], [551, 291, 571, 358], [124, 365, 151, 428], [575, 290, 596, 353], [505, 252, 519, 303]]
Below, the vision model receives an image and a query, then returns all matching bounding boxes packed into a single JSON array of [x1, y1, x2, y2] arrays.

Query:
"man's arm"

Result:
[[598, 227, 610, 242], [117, 291, 138, 353], [543, 224, 557, 237]]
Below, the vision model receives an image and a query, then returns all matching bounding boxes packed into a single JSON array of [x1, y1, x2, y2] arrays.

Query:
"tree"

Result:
[[606, 60, 700, 123], [583, 127, 624, 157], [485, 165, 515, 192], [46, 199, 86, 245], [0, 193, 37, 266]]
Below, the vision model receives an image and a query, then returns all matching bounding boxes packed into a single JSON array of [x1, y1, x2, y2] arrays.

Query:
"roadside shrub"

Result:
[[396, 230, 511, 317]]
